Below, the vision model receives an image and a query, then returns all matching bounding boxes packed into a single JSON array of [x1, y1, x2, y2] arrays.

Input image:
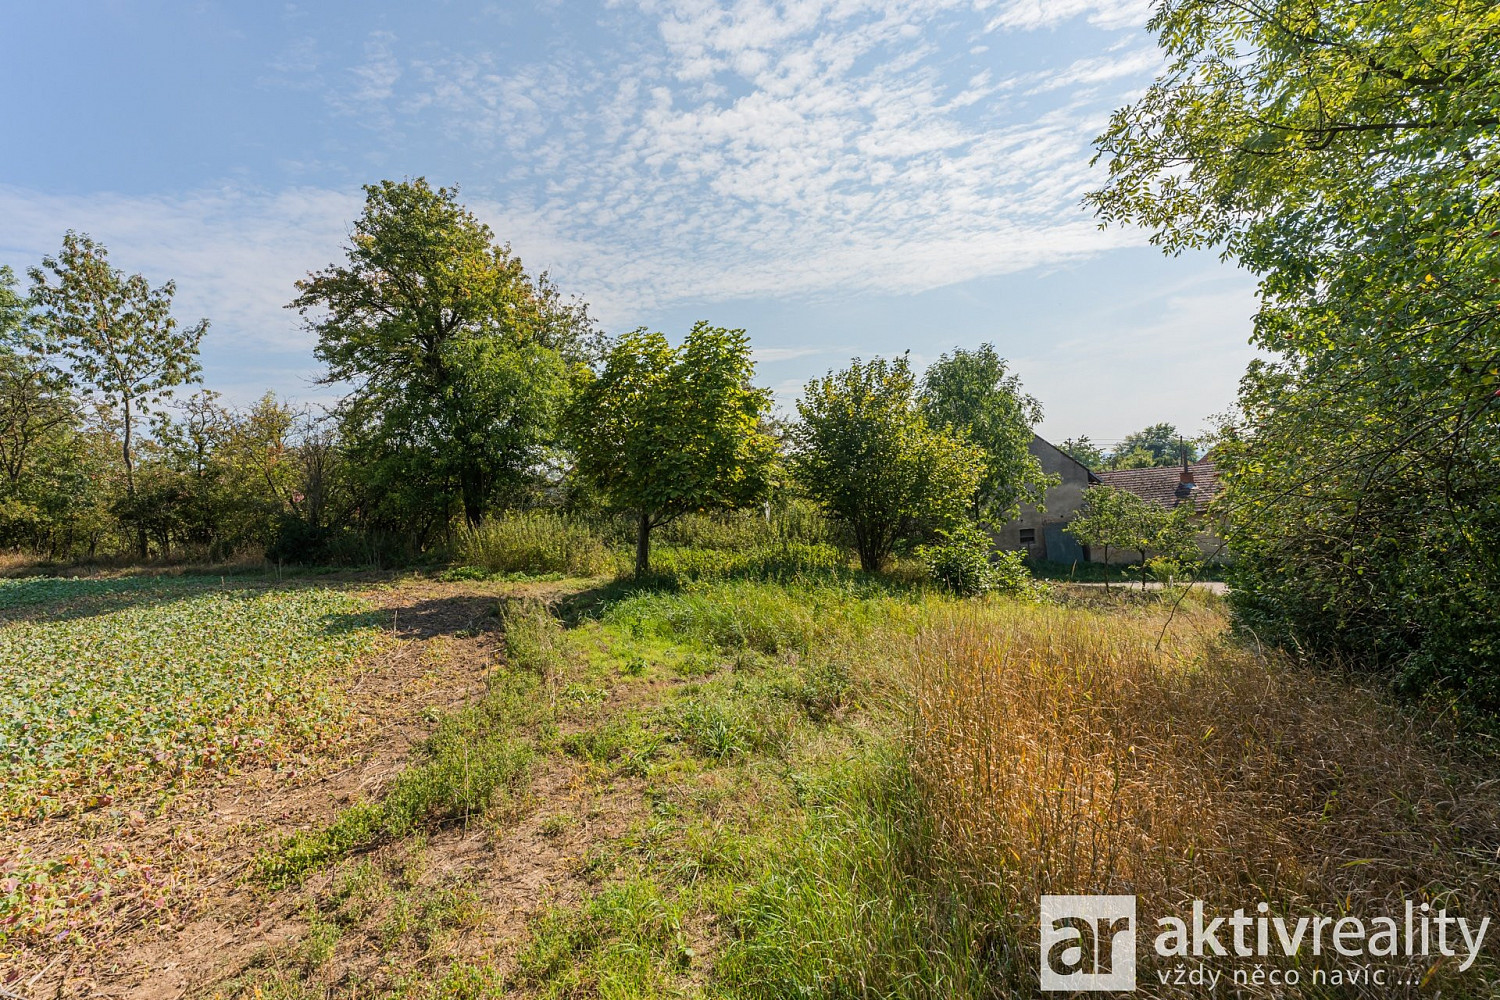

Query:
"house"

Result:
[[1092, 455, 1227, 563], [993, 435, 1100, 562], [996, 438, 1228, 565]]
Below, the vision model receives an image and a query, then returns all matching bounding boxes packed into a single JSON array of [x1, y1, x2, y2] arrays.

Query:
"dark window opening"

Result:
[[1019, 528, 1036, 544]]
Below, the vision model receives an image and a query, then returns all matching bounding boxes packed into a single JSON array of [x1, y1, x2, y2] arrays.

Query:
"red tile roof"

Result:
[[1094, 462, 1220, 510]]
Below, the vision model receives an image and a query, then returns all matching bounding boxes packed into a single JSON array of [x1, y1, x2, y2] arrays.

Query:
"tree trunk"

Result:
[[460, 463, 486, 528], [122, 395, 148, 558], [1139, 549, 1148, 590], [635, 511, 652, 578], [854, 525, 882, 573], [1103, 544, 1110, 592]]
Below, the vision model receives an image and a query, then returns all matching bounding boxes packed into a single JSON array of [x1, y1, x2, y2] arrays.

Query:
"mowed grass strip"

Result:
[[0, 577, 387, 821]]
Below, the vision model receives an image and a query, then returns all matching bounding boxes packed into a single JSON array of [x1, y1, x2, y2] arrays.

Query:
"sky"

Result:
[[0, 0, 1258, 444]]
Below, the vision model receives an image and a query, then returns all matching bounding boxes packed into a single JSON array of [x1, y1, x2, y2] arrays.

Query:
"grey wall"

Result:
[[994, 435, 1095, 562]]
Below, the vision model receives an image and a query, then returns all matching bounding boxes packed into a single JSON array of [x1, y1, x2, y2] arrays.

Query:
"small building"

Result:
[[996, 439, 1228, 565], [993, 435, 1101, 563]]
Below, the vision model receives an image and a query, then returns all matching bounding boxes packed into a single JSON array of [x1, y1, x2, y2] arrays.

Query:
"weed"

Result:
[[257, 678, 538, 885], [562, 716, 664, 775], [0, 578, 385, 821], [457, 512, 615, 577], [514, 880, 692, 995]]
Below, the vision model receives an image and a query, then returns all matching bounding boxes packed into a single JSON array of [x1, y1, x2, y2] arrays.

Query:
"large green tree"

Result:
[[0, 267, 73, 494], [293, 179, 586, 531], [28, 233, 206, 556], [567, 323, 776, 577], [793, 355, 984, 573], [918, 344, 1054, 521], [1115, 423, 1188, 467], [1089, 0, 1500, 704]]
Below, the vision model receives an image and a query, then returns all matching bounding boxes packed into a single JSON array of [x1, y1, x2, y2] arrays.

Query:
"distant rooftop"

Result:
[[1094, 461, 1220, 510]]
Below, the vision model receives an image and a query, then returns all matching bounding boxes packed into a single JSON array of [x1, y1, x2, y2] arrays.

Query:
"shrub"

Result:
[[456, 511, 613, 576], [917, 524, 1029, 597]]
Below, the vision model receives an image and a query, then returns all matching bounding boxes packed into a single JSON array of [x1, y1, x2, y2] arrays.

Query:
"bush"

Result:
[[456, 511, 614, 576], [917, 524, 1029, 597]]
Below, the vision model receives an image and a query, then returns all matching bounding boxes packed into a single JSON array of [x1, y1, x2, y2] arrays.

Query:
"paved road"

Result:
[[1065, 580, 1229, 594]]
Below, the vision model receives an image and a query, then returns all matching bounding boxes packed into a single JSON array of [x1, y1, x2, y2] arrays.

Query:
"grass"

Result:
[[0, 575, 387, 821], [1026, 557, 1229, 583], [904, 599, 1500, 994], [258, 665, 543, 888], [456, 511, 617, 577], [16, 561, 1500, 998]]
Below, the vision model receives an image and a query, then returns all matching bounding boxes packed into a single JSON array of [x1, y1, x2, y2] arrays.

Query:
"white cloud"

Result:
[[0, 184, 360, 398], [0, 0, 1183, 411], [986, 0, 1151, 31]]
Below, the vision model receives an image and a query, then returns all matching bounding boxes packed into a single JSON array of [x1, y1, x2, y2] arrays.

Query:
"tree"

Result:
[[1059, 435, 1107, 470], [1065, 486, 1142, 591], [292, 179, 584, 529], [28, 233, 206, 556], [918, 344, 1055, 521], [1066, 486, 1199, 590], [1088, 0, 1500, 704], [568, 323, 777, 577], [0, 268, 74, 494], [1115, 423, 1186, 467], [793, 355, 984, 572]]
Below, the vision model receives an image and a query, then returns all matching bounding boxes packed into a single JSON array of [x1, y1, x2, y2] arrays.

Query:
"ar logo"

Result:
[[1039, 895, 1137, 992]]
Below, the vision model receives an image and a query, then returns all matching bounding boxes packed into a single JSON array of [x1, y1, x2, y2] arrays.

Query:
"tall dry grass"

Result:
[[908, 599, 1500, 995]]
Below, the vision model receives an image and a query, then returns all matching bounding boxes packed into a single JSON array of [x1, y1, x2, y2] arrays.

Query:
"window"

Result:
[[1018, 528, 1036, 544]]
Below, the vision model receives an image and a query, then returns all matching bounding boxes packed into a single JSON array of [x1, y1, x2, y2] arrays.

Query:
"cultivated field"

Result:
[[3, 559, 1497, 998]]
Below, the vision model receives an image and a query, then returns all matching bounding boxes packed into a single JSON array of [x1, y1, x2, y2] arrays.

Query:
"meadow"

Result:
[[3, 517, 1498, 998]]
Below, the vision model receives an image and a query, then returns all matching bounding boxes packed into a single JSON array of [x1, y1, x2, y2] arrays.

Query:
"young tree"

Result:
[[1065, 486, 1142, 591], [28, 233, 206, 556], [568, 323, 776, 577], [292, 179, 583, 529], [1088, 0, 1500, 702], [918, 344, 1055, 521], [793, 355, 984, 572]]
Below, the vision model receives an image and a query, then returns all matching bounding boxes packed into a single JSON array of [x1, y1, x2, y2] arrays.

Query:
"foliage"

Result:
[[1089, 0, 1500, 704], [0, 577, 384, 821], [916, 523, 1030, 597], [293, 179, 584, 531], [1116, 422, 1190, 467], [455, 511, 615, 577], [792, 355, 985, 572], [28, 233, 207, 555], [1057, 435, 1106, 470], [1067, 485, 1199, 589], [1062, 426, 1192, 471], [0, 267, 90, 552], [917, 344, 1054, 520], [567, 322, 777, 576]]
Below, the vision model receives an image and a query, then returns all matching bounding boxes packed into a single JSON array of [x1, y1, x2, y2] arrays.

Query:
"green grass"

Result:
[[0, 576, 386, 820], [1025, 557, 1229, 583], [514, 879, 694, 997], [456, 512, 616, 577], [74, 565, 1488, 999], [257, 674, 539, 886]]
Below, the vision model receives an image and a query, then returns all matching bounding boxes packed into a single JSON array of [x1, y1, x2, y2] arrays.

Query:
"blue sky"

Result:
[[0, 0, 1257, 444]]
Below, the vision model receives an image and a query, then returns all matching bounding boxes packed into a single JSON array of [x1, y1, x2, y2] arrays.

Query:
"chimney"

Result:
[[1174, 438, 1196, 505]]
